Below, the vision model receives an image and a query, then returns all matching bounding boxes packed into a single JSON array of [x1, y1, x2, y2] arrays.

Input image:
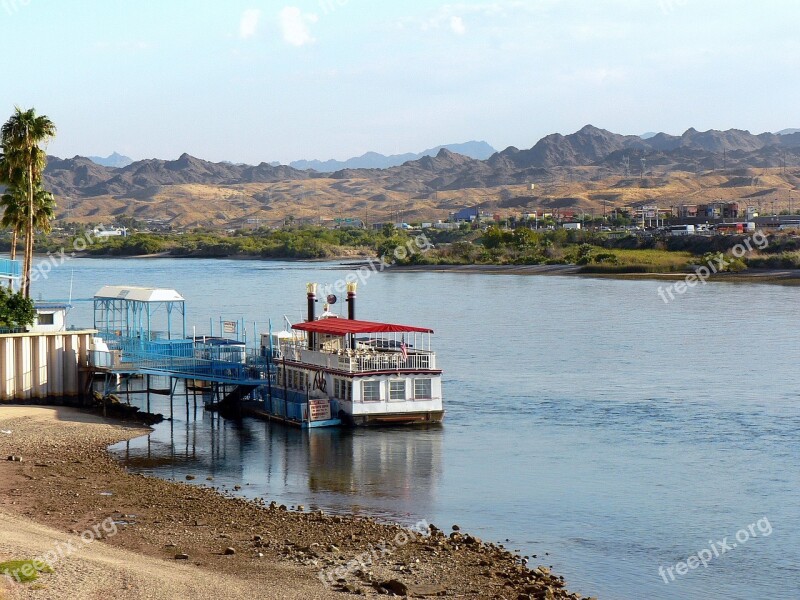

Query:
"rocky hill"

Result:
[[39, 126, 800, 228], [45, 153, 309, 198], [288, 141, 496, 172]]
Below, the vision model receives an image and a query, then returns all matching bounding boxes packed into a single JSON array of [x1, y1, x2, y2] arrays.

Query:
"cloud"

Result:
[[450, 16, 467, 35], [279, 6, 318, 47], [239, 9, 262, 39]]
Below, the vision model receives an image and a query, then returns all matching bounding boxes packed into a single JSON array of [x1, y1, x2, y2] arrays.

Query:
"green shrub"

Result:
[[0, 559, 53, 583], [0, 288, 35, 330]]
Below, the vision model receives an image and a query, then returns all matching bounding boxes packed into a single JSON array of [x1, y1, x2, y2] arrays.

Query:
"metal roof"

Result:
[[34, 302, 71, 310], [94, 286, 185, 303], [292, 318, 433, 336]]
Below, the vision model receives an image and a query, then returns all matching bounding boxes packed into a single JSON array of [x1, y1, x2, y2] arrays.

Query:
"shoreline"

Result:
[[385, 263, 800, 284], [52, 251, 800, 284], [0, 406, 587, 600]]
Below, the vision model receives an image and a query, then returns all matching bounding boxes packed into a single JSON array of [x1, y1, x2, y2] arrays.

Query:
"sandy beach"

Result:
[[0, 406, 588, 600]]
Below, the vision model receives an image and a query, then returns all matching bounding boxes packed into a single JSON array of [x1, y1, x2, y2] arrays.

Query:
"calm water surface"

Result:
[[43, 257, 799, 599]]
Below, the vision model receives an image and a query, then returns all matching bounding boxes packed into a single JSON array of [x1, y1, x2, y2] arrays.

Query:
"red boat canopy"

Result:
[[292, 318, 433, 336]]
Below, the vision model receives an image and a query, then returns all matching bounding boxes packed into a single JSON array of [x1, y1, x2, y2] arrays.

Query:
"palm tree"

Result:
[[0, 183, 25, 260], [0, 181, 55, 289], [1, 107, 56, 298]]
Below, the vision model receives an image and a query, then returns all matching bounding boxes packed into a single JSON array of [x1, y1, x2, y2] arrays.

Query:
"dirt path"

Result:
[[0, 510, 333, 600]]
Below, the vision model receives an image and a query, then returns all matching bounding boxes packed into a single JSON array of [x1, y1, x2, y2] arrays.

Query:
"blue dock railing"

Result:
[[95, 330, 272, 385], [0, 258, 22, 280]]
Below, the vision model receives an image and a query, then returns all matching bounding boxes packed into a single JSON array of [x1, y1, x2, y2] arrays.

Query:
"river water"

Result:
[[42, 257, 799, 599]]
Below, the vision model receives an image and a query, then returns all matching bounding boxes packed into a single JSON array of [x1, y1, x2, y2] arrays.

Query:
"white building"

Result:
[[32, 302, 70, 333], [92, 226, 128, 238]]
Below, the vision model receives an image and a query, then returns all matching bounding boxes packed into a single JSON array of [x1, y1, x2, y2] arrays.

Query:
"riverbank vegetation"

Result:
[[8, 223, 800, 274]]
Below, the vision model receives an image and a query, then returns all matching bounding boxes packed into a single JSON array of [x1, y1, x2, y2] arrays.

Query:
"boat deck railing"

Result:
[[280, 343, 437, 373]]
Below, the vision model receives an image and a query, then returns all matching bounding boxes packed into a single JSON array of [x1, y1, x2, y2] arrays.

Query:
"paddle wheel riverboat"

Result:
[[265, 283, 444, 427]]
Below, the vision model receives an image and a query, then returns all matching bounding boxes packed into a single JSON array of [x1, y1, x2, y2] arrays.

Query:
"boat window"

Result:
[[362, 380, 380, 402], [389, 380, 406, 401], [414, 378, 432, 399]]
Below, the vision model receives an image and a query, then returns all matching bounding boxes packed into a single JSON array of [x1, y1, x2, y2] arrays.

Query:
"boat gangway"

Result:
[[89, 286, 273, 411]]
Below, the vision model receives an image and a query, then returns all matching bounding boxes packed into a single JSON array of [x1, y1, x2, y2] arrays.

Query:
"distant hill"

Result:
[[87, 152, 134, 168], [46, 127, 800, 201], [41, 126, 800, 228], [45, 153, 309, 198], [777, 128, 800, 135], [289, 141, 496, 172]]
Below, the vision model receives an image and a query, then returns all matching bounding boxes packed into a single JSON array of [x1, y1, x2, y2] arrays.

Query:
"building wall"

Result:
[[0, 330, 95, 403], [32, 308, 68, 333]]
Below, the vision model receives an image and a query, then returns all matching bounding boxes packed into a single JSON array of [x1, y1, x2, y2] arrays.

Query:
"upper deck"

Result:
[[281, 317, 439, 375]]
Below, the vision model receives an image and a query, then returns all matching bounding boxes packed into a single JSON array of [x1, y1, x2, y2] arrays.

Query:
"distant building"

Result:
[[32, 302, 70, 333], [452, 207, 480, 222], [333, 218, 365, 229], [699, 202, 739, 219], [434, 222, 460, 231], [562, 222, 582, 230], [93, 226, 128, 238]]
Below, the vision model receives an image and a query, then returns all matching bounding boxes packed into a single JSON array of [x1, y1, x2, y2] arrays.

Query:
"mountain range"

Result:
[[43, 125, 800, 227], [287, 141, 496, 172], [87, 152, 134, 168]]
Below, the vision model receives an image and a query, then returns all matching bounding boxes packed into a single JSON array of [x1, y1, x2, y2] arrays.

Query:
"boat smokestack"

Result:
[[307, 283, 317, 349], [347, 282, 357, 350], [347, 282, 357, 320]]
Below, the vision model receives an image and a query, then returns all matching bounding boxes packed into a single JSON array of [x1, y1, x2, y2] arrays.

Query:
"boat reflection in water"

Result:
[[111, 402, 443, 524]]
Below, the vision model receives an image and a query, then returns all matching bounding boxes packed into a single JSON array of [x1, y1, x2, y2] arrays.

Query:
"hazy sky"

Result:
[[1, 0, 797, 164]]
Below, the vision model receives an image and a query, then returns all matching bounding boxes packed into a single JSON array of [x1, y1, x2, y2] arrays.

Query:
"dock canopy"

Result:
[[94, 286, 185, 303], [292, 318, 433, 336]]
